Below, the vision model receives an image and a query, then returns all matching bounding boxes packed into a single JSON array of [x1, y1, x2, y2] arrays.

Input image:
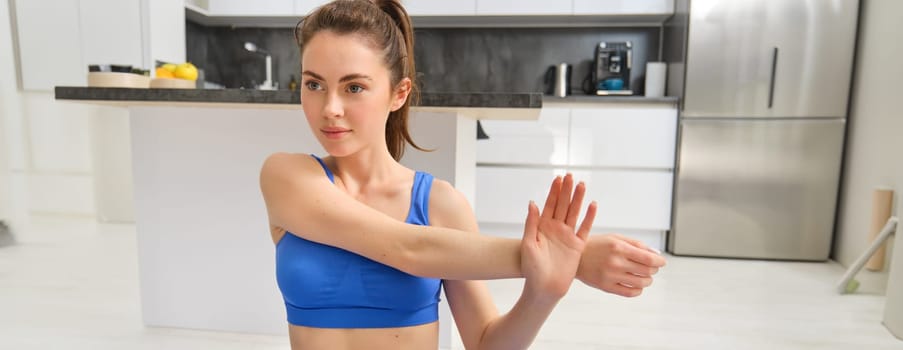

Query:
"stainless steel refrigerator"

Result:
[[664, 0, 860, 260]]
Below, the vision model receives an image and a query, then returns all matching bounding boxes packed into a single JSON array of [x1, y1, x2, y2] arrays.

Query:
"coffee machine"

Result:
[[593, 41, 633, 95]]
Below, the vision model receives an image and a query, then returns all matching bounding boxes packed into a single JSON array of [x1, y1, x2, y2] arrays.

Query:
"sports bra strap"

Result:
[[408, 171, 433, 225], [310, 154, 335, 183]]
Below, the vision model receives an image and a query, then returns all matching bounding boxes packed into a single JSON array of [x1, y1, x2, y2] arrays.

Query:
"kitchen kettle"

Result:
[[544, 63, 572, 97]]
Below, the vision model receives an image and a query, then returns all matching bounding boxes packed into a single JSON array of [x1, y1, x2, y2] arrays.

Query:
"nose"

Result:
[[322, 92, 343, 119]]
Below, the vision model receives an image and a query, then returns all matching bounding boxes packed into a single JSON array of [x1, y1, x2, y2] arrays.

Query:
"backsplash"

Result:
[[413, 27, 659, 94], [186, 21, 297, 90], [187, 21, 659, 94]]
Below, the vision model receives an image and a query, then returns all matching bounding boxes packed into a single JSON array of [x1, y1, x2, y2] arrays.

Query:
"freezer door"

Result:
[[669, 119, 845, 260], [683, 0, 858, 118]]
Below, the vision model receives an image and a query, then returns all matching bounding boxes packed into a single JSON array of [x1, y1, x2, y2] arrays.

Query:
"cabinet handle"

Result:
[[768, 47, 778, 109]]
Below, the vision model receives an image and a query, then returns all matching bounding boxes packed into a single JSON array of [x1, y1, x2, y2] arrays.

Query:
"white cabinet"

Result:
[[403, 0, 477, 16], [79, 0, 144, 68], [14, 0, 85, 91], [571, 169, 673, 230], [475, 166, 673, 230], [572, 0, 674, 15], [569, 105, 677, 169], [475, 102, 679, 232], [476, 107, 569, 166], [207, 0, 293, 16], [475, 166, 567, 224], [476, 0, 571, 15], [15, 0, 150, 91], [294, 0, 332, 16]]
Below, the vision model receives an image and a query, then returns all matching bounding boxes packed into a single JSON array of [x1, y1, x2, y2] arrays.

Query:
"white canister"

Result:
[[644, 62, 667, 98]]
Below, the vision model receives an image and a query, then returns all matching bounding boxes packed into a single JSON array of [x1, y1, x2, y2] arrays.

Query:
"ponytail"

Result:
[[296, 0, 428, 161]]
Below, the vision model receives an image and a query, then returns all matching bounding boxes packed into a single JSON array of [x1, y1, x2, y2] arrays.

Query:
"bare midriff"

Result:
[[288, 322, 439, 350]]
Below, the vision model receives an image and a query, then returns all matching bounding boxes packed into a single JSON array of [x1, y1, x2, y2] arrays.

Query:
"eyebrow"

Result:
[[301, 70, 373, 83]]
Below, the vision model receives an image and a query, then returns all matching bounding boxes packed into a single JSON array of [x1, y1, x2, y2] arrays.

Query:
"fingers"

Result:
[[625, 260, 660, 277], [541, 176, 562, 221], [554, 174, 574, 220], [565, 181, 585, 227], [625, 244, 667, 268], [614, 235, 667, 268], [523, 201, 540, 243], [607, 283, 643, 298], [623, 272, 654, 288], [575, 201, 597, 241]]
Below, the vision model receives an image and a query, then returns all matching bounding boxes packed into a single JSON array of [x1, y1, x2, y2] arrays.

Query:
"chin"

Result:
[[319, 142, 356, 158]]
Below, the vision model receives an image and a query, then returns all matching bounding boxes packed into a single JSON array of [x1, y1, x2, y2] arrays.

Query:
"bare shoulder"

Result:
[[259, 152, 332, 226], [428, 178, 477, 231], [260, 152, 329, 189], [261, 152, 315, 178]]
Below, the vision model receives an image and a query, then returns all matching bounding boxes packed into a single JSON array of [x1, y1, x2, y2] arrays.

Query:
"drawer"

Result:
[[476, 107, 569, 166], [475, 166, 673, 230], [569, 106, 678, 169]]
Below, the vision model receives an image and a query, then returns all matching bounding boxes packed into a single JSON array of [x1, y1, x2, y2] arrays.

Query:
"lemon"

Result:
[[161, 63, 177, 73], [174, 63, 198, 81], [155, 67, 174, 78]]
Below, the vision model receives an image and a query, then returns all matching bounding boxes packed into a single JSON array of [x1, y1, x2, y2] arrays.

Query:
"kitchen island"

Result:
[[55, 87, 541, 347]]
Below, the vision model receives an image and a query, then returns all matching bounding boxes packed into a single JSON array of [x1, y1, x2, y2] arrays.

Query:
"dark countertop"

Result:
[[543, 94, 679, 104], [54, 87, 543, 109]]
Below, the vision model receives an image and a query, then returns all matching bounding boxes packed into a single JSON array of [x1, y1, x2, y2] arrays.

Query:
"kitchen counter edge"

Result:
[[54, 87, 543, 109]]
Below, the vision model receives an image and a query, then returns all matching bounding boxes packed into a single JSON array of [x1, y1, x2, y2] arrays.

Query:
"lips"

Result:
[[321, 127, 351, 139]]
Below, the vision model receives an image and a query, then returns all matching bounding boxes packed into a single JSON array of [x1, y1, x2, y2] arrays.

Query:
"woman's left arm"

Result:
[[431, 177, 594, 349]]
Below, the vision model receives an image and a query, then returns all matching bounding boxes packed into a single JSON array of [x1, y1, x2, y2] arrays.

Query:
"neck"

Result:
[[332, 145, 407, 189]]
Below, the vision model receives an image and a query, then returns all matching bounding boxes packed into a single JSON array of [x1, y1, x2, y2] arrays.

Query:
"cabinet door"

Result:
[[475, 167, 567, 224], [294, 0, 332, 16], [207, 0, 293, 16], [569, 105, 677, 169], [476, 0, 571, 15], [15, 0, 84, 91], [573, 0, 673, 15], [475, 167, 673, 230], [768, 0, 858, 118], [79, 0, 143, 68], [402, 0, 477, 16], [572, 169, 673, 231], [476, 107, 569, 166]]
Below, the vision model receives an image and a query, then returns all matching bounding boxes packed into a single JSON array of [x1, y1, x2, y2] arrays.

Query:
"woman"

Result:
[[260, 1, 666, 348]]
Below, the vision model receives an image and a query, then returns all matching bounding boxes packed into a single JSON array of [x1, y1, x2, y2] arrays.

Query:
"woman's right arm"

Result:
[[260, 152, 568, 280]]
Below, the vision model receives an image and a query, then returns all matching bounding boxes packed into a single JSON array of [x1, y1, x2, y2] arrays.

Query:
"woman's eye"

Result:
[[305, 81, 321, 90], [347, 85, 364, 93]]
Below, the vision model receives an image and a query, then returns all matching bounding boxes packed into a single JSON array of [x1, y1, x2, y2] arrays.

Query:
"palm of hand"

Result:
[[521, 174, 597, 302]]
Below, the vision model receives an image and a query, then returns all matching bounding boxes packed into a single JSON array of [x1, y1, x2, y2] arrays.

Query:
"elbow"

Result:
[[394, 231, 435, 278]]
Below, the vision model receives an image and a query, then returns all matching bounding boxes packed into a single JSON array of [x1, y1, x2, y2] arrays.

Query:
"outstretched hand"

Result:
[[520, 174, 598, 304], [577, 234, 667, 297]]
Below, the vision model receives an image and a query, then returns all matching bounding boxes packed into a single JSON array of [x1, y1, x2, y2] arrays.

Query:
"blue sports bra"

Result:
[[275, 155, 441, 328]]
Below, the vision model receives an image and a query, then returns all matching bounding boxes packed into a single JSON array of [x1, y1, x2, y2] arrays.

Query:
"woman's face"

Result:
[[300, 30, 410, 158]]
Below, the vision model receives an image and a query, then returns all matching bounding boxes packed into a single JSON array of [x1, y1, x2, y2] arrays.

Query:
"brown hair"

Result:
[[295, 0, 427, 161]]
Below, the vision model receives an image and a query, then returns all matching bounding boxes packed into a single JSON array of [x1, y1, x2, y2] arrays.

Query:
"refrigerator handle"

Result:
[[768, 47, 778, 109]]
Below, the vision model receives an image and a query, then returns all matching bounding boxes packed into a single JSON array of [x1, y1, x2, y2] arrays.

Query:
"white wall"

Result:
[[20, 92, 98, 217], [834, 0, 903, 272], [0, 0, 186, 225], [1, 0, 27, 233]]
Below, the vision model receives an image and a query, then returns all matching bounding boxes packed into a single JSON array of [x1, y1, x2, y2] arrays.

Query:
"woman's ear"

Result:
[[390, 78, 412, 112]]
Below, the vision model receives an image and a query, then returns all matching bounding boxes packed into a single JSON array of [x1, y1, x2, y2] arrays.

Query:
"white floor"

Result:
[[0, 216, 901, 350]]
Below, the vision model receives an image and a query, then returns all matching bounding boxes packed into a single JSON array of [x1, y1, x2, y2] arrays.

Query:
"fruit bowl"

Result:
[[87, 72, 151, 88], [150, 78, 196, 89]]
